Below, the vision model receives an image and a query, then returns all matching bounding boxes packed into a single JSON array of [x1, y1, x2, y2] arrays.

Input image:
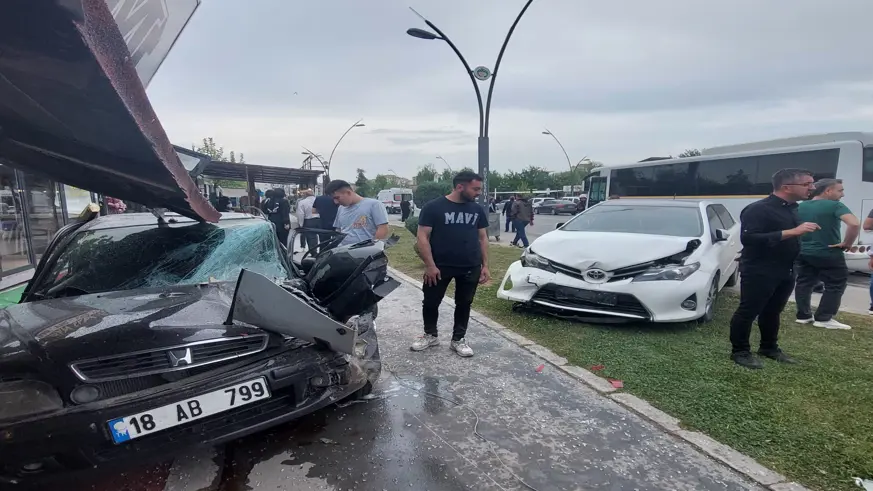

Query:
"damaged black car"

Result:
[[0, 211, 398, 486]]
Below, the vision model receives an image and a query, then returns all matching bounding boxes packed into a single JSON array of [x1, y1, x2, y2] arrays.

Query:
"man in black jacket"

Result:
[[502, 196, 515, 233], [729, 168, 819, 369]]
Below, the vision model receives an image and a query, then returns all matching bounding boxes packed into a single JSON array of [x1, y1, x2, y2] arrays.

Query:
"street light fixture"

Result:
[[542, 128, 589, 195], [406, 1, 536, 204], [435, 155, 453, 172], [323, 119, 365, 182]]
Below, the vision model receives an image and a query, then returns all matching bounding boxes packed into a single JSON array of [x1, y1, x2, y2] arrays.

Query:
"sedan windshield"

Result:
[[562, 205, 703, 237], [32, 220, 287, 298]]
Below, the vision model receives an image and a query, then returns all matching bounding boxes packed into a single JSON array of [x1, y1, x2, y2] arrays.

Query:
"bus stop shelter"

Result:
[[174, 146, 324, 208]]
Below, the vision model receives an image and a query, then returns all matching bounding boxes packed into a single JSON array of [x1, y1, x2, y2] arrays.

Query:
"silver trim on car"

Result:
[[69, 334, 270, 382]]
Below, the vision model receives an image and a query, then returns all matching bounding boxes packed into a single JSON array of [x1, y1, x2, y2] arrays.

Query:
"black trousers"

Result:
[[504, 214, 514, 232], [794, 254, 848, 322], [401, 208, 410, 221], [729, 271, 796, 354], [422, 266, 481, 342]]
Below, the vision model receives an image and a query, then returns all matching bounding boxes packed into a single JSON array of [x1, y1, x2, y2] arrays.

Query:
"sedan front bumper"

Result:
[[0, 329, 380, 487], [497, 261, 714, 323]]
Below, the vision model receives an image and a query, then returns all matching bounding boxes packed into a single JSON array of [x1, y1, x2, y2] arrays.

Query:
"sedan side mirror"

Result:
[[714, 229, 729, 242], [556, 222, 565, 229]]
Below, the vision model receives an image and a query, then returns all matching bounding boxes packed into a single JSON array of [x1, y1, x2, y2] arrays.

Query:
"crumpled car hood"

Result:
[[531, 230, 699, 271], [0, 283, 261, 379]]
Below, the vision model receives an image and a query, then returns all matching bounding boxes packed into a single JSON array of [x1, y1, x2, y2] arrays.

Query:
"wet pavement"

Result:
[[214, 281, 764, 491]]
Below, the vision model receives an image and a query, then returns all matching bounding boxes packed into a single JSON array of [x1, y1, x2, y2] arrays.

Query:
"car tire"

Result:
[[724, 267, 738, 287], [698, 274, 720, 324], [535, 208, 540, 215]]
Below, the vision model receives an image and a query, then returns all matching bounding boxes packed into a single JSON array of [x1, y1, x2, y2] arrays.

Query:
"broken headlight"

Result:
[[632, 262, 700, 282], [520, 250, 555, 273], [0, 380, 64, 420]]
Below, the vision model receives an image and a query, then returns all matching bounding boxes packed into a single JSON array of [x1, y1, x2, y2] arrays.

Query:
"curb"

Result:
[[387, 266, 811, 491]]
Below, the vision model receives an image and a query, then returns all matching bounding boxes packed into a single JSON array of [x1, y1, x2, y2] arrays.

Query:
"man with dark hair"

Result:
[[326, 179, 389, 246], [502, 195, 515, 233], [313, 184, 339, 245], [729, 168, 820, 369], [794, 178, 858, 330], [412, 171, 490, 357]]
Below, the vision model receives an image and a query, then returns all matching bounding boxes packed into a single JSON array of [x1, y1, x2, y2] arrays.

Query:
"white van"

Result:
[[377, 188, 414, 214]]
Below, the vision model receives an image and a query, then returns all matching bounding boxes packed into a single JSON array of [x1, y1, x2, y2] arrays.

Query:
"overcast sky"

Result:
[[147, 0, 873, 182]]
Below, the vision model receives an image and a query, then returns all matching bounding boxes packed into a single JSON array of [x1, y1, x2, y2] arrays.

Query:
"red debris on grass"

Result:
[[590, 364, 605, 371], [608, 379, 624, 389], [535, 364, 545, 373]]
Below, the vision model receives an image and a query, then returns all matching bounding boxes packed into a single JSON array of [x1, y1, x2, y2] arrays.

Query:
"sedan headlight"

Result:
[[0, 380, 64, 420], [520, 250, 556, 273], [632, 262, 700, 282]]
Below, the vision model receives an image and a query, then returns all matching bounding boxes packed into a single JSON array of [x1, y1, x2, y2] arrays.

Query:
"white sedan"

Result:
[[497, 199, 741, 323]]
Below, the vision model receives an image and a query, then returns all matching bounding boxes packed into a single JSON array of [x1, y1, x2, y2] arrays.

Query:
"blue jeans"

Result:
[[504, 215, 514, 232], [512, 219, 529, 247]]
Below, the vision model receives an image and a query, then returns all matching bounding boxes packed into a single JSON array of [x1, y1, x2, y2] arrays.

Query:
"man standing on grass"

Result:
[[326, 180, 389, 246], [411, 171, 491, 358], [729, 168, 819, 369], [794, 178, 859, 330]]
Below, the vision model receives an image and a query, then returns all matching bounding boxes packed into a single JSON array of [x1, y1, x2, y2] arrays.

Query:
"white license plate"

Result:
[[107, 377, 271, 444]]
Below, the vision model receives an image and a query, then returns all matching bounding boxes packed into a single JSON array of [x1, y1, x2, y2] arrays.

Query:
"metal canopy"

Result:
[[202, 161, 323, 186], [0, 0, 219, 222]]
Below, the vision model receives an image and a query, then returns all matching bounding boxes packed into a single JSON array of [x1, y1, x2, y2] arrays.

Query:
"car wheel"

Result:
[[535, 208, 540, 215], [724, 267, 738, 287], [698, 275, 720, 324]]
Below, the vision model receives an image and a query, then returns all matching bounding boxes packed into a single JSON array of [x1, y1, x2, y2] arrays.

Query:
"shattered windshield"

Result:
[[33, 220, 287, 297]]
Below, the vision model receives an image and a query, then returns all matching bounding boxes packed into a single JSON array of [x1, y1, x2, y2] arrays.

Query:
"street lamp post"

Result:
[[435, 155, 453, 173], [542, 128, 589, 195], [326, 119, 365, 182], [406, 0, 535, 204]]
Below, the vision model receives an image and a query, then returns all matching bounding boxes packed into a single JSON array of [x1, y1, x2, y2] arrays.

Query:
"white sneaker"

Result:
[[410, 334, 439, 351], [450, 338, 474, 357], [813, 319, 852, 330], [795, 318, 814, 325]]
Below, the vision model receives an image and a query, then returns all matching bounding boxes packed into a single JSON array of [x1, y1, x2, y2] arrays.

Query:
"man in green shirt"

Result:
[[794, 179, 859, 330]]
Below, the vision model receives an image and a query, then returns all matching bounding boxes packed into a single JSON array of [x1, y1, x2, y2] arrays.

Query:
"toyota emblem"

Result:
[[583, 269, 608, 283]]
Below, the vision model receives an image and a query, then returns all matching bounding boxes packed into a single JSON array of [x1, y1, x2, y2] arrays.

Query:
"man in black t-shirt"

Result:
[[411, 171, 490, 357]]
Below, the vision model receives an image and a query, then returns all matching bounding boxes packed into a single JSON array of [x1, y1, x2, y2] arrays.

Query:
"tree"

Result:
[[413, 181, 452, 207], [354, 168, 370, 197], [439, 168, 453, 182], [415, 164, 438, 184], [193, 137, 247, 188], [371, 174, 390, 196], [678, 148, 702, 158]]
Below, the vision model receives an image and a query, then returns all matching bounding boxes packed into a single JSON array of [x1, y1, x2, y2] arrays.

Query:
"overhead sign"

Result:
[[473, 66, 492, 81], [105, 0, 201, 88]]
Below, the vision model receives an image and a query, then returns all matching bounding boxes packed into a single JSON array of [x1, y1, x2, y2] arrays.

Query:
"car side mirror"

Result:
[[714, 229, 729, 242], [556, 222, 565, 229]]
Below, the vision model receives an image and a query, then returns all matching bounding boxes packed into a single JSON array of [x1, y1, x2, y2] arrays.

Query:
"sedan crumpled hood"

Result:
[[0, 283, 263, 382], [530, 230, 699, 271]]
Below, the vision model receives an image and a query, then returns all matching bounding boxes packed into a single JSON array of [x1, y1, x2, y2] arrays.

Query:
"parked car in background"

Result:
[[531, 197, 548, 209], [498, 199, 741, 324], [535, 199, 577, 215]]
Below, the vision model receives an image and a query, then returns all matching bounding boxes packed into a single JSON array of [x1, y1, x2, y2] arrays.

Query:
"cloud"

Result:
[[146, 0, 873, 182]]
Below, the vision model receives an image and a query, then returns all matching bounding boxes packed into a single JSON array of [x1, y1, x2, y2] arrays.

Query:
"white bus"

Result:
[[583, 132, 873, 272]]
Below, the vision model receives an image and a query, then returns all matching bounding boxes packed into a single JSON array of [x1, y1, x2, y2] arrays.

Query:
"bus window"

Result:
[[755, 149, 838, 193], [863, 147, 873, 182], [588, 176, 607, 207], [695, 157, 757, 196]]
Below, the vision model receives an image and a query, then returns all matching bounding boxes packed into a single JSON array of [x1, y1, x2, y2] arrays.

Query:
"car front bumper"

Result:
[[497, 261, 714, 323], [0, 329, 380, 487]]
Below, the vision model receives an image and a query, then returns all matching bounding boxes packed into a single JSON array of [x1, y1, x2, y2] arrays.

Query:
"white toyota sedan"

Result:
[[497, 199, 741, 323]]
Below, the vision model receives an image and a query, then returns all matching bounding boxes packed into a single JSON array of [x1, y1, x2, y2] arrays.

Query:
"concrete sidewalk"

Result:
[[212, 273, 811, 490]]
